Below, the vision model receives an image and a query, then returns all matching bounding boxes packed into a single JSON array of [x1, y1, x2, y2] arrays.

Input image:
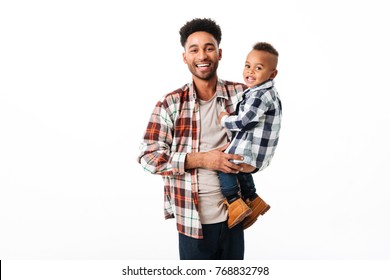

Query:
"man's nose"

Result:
[[198, 49, 208, 59]]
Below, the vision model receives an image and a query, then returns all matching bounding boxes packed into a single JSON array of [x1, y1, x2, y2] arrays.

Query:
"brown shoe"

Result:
[[223, 198, 252, 229], [242, 195, 270, 230]]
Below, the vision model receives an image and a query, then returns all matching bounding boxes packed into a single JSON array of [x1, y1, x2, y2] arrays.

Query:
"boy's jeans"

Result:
[[218, 171, 256, 199]]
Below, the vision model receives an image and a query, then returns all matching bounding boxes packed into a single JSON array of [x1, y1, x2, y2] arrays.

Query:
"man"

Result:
[[137, 18, 250, 259]]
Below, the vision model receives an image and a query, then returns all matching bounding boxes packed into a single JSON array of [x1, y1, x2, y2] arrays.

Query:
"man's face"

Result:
[[182, 31, 222, 81]]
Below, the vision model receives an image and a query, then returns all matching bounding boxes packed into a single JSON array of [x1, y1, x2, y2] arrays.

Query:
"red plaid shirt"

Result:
[[137, 79, 245, 239]]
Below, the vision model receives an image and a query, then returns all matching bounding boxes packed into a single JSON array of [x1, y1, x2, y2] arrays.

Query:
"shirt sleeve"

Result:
[[137, 99, 186, 176], [222, 90, 271, 132]]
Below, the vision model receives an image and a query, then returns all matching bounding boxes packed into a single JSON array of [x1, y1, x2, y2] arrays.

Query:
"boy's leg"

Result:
[[236, 172, 271, 229], [217, 172, 240, 201], [236, 172, 256, 199], [217, 172, 252, 228]]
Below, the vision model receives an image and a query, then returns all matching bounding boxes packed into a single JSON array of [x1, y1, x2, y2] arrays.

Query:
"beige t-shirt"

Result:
[[197, 93, 229, 224]]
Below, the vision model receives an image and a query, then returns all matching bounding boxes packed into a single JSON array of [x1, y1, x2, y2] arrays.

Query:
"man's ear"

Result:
[[182, 52, 187, 64], [218, 48, 222, 60]]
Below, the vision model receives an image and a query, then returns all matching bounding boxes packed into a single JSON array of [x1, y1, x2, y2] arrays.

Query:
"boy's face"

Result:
[[182, 31, 222, 81], [243, 50, 278, 88]]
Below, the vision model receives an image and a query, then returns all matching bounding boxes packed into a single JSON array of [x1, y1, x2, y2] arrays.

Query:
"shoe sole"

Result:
[[228, 208, 252, 229], [259, 204, 271, 215], [242, 204, 270, 229]]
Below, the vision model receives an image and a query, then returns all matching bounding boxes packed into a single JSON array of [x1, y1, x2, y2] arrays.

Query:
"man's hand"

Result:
[[185, 143, 243, 173]]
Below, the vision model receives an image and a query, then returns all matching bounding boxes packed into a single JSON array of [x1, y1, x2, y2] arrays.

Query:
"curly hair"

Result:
[[253, 42, 279, 57], [179, 18, 222, 47]]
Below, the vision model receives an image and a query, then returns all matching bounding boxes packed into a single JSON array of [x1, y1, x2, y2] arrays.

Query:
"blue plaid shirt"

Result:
[[221, 79, 282, 170]]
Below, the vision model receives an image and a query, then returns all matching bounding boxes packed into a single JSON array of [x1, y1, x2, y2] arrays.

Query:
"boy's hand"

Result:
[[218, 111, 230, 124]]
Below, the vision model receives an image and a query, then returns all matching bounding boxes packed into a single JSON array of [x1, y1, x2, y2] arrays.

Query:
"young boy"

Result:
[[218, 42, 282, 229]]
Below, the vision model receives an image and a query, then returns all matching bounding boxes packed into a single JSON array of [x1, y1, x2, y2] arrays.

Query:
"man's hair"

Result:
[[179, 18, 222, 47], [253, 42, 279, 57]]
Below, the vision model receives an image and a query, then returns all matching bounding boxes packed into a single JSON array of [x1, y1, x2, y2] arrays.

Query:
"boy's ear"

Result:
[[270, 69, 278, 79]]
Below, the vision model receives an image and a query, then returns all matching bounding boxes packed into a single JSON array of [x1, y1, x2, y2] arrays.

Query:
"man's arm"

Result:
[[185, 143, 244, 173], [138, 98, 185, 176]]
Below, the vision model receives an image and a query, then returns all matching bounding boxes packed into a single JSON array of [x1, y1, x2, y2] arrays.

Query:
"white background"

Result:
[[1, 0, 389, 260]]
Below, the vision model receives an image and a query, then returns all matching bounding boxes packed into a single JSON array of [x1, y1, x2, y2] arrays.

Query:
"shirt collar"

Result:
[[188, 79, 229, 101], [245, 79, 274, 94]]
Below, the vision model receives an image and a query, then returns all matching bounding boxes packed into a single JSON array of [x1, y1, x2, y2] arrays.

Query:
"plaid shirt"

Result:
[[137, 79, 245, 239], [222, 79, 282, 170]]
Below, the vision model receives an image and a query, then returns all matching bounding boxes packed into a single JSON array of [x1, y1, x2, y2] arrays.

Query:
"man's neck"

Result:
[[193, 76, 218, 101]]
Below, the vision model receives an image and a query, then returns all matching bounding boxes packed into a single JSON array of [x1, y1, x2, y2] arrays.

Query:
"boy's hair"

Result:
[[179, 18, 222, 47], [253, 42, 279, 57]]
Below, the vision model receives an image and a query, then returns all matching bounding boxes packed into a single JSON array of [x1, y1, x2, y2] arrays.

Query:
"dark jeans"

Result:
[[179, 222, 244, 260], [218, 171, 256, 199]]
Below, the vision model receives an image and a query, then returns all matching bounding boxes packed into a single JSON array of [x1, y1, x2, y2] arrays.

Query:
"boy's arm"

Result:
[[221, 92, 271, 132], [218, 111, 230, 124]]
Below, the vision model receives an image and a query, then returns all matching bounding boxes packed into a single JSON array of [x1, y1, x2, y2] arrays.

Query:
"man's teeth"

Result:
[[197, 64, 210, 67]]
